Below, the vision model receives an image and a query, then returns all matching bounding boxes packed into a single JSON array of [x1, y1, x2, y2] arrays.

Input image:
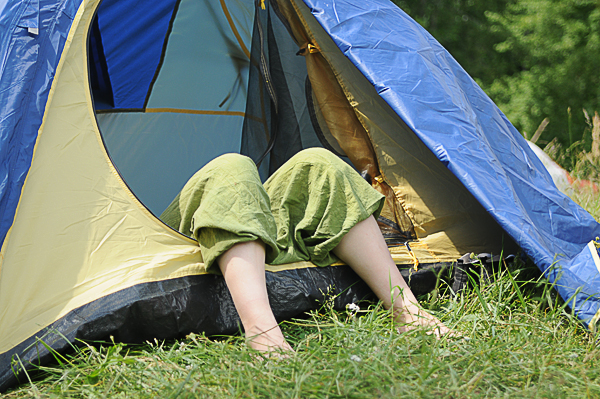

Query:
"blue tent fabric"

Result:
[[15, 0, 38, 33], [0, 0, 81, 247], [95, 0, 179, 109], [303, 0, 600, 324]]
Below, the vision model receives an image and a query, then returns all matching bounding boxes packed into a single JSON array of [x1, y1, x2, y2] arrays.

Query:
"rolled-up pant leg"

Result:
[[160, 153, 278, 273], [160, 148, 385, 272], [265, 148, 384, 266]]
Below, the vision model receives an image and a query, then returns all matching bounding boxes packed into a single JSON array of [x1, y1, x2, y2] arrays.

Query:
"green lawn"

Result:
[[5, 188, 600, 398]]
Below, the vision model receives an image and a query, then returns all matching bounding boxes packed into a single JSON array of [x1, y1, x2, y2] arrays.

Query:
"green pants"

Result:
[[161, 148, 385, 273]]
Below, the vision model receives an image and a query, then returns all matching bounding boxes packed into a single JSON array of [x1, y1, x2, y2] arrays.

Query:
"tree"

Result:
[[485, 0, 600, 148], [393, 0, 600, 156]]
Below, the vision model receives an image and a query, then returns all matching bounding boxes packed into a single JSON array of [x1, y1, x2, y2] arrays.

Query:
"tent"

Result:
[[1, 0, 599, 391]]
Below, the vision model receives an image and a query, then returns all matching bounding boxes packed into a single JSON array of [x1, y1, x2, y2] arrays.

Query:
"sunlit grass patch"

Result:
[[571, 186, 600, 222]]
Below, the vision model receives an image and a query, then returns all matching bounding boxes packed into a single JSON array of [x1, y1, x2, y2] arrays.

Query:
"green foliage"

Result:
[[543, 110, 600, 181], [392, 0, 600, 154], [486, 0, 600, 146], [391, 0, 516, 86], [571, 184, 600, 221]]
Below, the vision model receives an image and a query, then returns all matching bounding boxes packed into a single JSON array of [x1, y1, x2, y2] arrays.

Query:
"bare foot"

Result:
[[394, 305, 453, 338], [245, 324, 295, 355]]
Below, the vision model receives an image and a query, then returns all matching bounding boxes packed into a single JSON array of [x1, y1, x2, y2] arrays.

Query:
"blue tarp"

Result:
[[303, 0, 600, 323]]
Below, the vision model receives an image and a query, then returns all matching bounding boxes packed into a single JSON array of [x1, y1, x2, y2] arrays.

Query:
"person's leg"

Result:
[[162, 154, 290, 352], [333, 215, 451, 337], [264, 148, 449, 335], [218, 240, 293, 352]]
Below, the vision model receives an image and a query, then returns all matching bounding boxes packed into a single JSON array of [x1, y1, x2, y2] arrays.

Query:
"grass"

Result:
[[571, 186, 600, 222], [5, 252, 600, 398], [5, 142, 600, 398]]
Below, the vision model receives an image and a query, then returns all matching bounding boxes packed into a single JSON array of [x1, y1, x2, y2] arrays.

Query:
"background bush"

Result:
[[393, 0, 600, 161]]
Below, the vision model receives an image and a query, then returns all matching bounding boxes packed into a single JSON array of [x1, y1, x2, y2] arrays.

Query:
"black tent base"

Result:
[[0, 262, 449, 392]]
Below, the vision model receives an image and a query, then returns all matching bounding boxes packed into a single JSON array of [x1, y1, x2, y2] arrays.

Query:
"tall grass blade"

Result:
[[466, 271, 490, 314], [504, 262, 526, 309]]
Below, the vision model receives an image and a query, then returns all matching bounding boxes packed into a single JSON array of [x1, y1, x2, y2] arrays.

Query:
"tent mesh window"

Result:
[[240, 1, 348, 178]]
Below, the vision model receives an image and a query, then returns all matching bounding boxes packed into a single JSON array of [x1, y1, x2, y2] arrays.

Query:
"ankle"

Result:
[[245, 324, 293, 352]]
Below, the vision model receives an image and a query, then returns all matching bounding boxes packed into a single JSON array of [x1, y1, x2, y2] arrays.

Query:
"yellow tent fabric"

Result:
[[290, 0, 511, 263]]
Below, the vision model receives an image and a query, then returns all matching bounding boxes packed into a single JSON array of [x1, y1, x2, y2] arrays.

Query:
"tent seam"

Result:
[[220, 0, 251, 60], [84, 25, 199, 246], [142, 0, 182, 110]]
